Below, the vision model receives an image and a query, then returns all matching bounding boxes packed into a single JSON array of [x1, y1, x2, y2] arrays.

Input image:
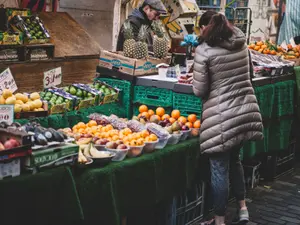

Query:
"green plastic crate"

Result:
[[269, 118, 293, 151], [133, 86, 173, 107], [96, 78, 133, 118], [173, 92, 202, 117], [272, 80, 295, 118], [241, 125, 269, 159], [254, 84, 275, 119]]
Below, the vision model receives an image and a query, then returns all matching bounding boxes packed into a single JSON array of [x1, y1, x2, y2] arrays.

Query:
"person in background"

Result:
[[194, 12, 263, 225], [116, 0, 166, 52]]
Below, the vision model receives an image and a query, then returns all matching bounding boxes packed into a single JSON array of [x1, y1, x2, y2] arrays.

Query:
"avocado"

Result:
[[69, 86, 77, 95], [76, 89, 83, 98], [48, 128, 64, 142]]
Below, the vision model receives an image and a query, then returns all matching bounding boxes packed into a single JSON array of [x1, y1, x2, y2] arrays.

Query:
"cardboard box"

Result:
[[91, 81, 119, 104], [99, 50, 171, 76], [162, 0, 199, 22], [6, 8, 31, 21]]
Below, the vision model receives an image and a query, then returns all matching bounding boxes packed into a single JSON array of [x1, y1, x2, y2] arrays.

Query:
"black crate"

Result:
[[25, 43, 54, 61], [260, 140, 296, 181]]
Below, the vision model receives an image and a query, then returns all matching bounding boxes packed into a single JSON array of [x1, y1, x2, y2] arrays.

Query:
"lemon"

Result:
[[22, 104, 30, 112], [37, 108, 45, 111], [28, 101, 36, 111], [2, 89, 12, 99], [15, 93, 28, 103], [33, 99, 43, 108], [15, 100, 24, 105], [5, 96, 16, 105], [30, 92, 40, 101], [14, 104, 22, 113]]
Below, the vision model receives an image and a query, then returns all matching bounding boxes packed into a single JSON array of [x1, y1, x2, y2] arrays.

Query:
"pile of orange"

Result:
[[248, 41, 300, 59], [71, 120, 158, 146], [138, 105, 201, 129]]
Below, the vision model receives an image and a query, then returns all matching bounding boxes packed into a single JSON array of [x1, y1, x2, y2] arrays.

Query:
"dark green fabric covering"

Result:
[[0, 166, 84, 225], [75, 138, 200, 225]]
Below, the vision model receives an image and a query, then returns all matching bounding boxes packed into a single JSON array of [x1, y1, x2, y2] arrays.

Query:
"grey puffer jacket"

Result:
[[193, 27, 263, 154]]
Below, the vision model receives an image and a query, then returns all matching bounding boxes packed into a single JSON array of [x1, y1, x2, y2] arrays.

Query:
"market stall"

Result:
[[0, 4, 299, 225]]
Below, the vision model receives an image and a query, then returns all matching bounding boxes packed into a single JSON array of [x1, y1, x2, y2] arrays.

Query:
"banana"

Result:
[[78, 149, 88, 163], [82, 144, 92, 158], [89, 143, 112, 158]]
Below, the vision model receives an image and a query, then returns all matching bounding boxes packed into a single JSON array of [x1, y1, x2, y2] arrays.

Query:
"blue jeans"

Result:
[[209, 148, 245, 216]]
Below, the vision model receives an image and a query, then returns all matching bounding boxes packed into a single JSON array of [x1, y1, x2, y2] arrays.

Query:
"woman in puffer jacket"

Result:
[[194, 12, 263, 225]]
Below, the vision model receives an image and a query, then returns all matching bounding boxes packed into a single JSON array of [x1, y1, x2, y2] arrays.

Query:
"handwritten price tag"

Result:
[[0, 68, 18, 95], [43, 67, 62, 88], [0, 105, 14, 125]]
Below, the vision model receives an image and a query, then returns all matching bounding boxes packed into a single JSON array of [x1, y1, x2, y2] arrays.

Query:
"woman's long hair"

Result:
[[200, 13, 234, 47]]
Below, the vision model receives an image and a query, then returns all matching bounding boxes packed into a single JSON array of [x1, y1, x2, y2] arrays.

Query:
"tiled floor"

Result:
[[225, 166, 300, 225]]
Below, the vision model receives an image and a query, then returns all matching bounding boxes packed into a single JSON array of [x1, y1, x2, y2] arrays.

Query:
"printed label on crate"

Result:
[[0, 68, 18, 95], [0, 105, 14, 125], [43, 67, 62, 88], [175, 64, 181, 78]]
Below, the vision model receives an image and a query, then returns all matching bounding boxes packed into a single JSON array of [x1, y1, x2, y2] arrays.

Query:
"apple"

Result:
[[117, 144, 128, 150], [4, 140, 14, 150], [116, 140, 124, 145], [181, 125, 189, 131], [96, 138, 109, 145], [84, 134, 92, 138], [0, 142, 5, 151], [92, 136, 99, 143], [106, 141, 118, 149]]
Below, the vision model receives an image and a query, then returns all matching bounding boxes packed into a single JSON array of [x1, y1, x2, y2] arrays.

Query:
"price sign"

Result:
[[0, 68, 18, 95], [43, 67, 62, 88], [0, 105, 14, 125]]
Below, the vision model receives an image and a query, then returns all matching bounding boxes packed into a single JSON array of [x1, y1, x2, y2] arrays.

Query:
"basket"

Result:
[[254, 84, 275, 119], [173, 92, 202, 118], [272, 80, 295, 118], [133, 86, 173, 107], [269, 118, 293, 151]]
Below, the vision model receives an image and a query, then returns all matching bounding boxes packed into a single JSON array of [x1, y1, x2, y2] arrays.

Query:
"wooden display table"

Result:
[[0, 12, 100, 92]]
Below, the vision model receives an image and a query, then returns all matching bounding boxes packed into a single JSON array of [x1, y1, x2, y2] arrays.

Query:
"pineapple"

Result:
[[152, 21, 169, 59], [123, 21, 136, 58], [134, 25, 148, 59]]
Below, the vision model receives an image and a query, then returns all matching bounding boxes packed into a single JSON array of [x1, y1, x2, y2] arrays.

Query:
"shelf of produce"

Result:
[[0, 12, 100, 93]]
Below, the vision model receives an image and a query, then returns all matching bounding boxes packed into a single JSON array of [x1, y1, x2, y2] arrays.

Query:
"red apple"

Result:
[[4, 140, 14, 150], [117, 144, 128, 150], [9, 138, 20, 147]]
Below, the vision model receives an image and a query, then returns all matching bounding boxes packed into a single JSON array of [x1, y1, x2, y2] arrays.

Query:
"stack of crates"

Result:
[[95, 77, 133, 119], [173, 92, 202, 118], [133, 86, 173, 116]]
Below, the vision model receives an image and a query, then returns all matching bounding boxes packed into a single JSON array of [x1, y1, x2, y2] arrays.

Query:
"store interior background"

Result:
[[2, 0, 283, 51]]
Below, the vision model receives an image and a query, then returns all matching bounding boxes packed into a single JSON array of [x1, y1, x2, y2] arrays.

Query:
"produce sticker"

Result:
[[0, 68, 18, 95], [43, 67, 62, 88], [0, 105, 14, 125]]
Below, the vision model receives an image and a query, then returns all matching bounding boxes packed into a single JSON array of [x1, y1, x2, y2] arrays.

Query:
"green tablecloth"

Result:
[[75, 138, 200, 225], [0, 166, 84, 225], [0, 138, 200, 225]]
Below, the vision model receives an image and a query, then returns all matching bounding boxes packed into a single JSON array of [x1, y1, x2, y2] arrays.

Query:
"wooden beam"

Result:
[[112, 0, 122, 51]]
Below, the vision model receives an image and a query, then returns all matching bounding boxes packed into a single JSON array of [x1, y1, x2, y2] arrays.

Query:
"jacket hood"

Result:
[[218, 27, 246, 50]]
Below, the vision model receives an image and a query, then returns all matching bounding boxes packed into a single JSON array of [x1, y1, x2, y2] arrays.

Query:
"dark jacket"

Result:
[[117, 8, 153, 52], [193, 27, 263, 154]]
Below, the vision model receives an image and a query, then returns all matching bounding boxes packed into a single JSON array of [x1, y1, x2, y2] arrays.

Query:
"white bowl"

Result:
[[144, 139, 159, 153], [168, 132, 182, 145], [155, 135, 170, 149], [180, 129, 191, 141], [106, 147, 129, 162], [127, 144, 145, 158]]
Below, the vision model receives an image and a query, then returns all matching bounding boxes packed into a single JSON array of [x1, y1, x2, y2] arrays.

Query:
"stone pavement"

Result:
[[226, 166, 300, 225]]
